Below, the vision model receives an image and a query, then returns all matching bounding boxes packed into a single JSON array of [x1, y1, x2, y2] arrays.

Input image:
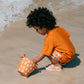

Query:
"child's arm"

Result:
[[33, 53, 45, 64]]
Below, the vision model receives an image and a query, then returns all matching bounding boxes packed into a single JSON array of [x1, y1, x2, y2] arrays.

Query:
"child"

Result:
[[26, 7, 75, 71]]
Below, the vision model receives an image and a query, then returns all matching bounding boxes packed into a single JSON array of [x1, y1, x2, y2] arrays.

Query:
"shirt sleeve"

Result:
[[41, 35, 54, 56]]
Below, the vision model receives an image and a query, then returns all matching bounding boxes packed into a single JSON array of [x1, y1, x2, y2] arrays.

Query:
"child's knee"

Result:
[[52, 58, 60, 64]]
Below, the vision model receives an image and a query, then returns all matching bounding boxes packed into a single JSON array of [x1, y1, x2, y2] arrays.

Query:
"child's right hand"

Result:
[[35, 64, 38, 69]]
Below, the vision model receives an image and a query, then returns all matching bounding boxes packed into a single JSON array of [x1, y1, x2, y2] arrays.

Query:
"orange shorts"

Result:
[[51, 50, 74, 63]]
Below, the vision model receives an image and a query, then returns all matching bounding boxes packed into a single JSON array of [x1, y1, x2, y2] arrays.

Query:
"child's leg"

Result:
[[45, 50, 69, 71], [46, 56, 62, 71], [47, 56, 59, 64]]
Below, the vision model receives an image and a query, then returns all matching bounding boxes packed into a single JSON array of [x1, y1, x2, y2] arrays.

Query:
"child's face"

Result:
[[33, 26, 48, 35]]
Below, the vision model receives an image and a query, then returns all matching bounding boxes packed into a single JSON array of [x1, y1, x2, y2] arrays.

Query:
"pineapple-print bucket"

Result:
[[18, 54, 38, 77]]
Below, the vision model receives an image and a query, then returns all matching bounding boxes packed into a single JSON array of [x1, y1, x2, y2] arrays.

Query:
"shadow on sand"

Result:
[[28, 67, 46, 77], [65, 53, 81, 68]]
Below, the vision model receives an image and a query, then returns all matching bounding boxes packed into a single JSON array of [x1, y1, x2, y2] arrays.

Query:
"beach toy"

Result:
[[18, 54, 38, 77]]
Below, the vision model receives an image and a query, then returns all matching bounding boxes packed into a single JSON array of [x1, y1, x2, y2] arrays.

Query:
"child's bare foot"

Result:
[[46, 64, 62, 71]]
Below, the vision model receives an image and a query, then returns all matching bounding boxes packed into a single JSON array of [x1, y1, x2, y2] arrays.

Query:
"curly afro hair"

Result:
[[26, 7, 56, 30]]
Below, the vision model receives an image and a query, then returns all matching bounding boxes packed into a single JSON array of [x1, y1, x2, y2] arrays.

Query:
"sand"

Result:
[[0, 4, 84, 84]]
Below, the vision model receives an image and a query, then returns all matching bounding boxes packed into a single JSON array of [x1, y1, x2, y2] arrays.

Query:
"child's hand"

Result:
[[35, 64, 38, 69], [33, 53, 45, 64]]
